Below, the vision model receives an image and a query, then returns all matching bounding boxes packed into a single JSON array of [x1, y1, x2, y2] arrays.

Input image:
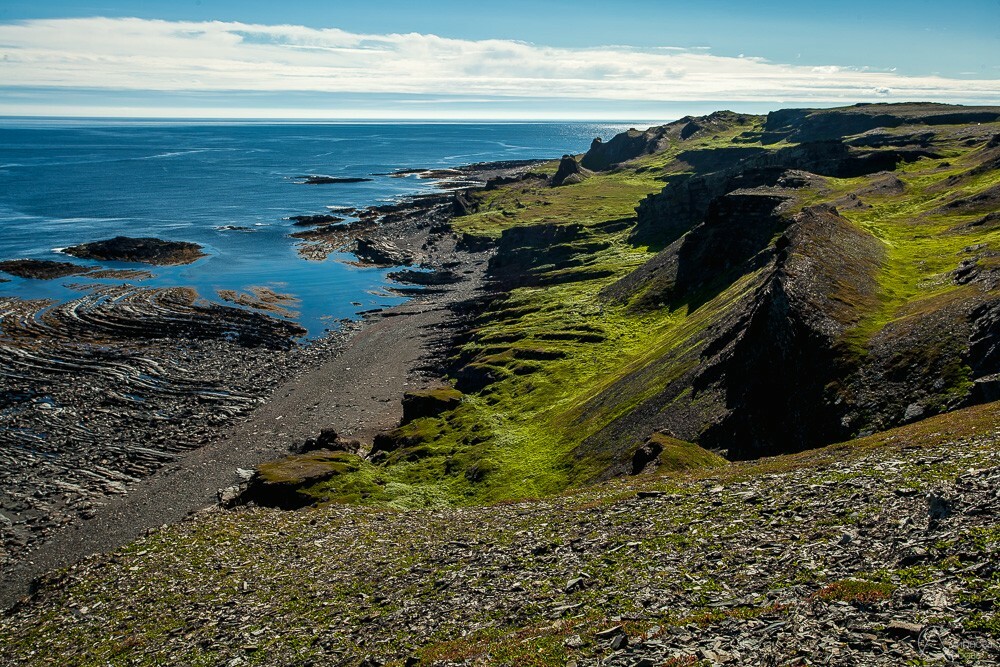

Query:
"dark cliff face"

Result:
[[762, 103, 1000, 144], [565, 104, 1000, 469], [485, 220, 624, 290], [630, 165, 787, 248], [579, 205, 884, 465], [695, 206, 885, 457], [671, 192, 792, 305], [581, 129, 664, 171], [632, 139, 938, 248], [580, 111, 760, 173]]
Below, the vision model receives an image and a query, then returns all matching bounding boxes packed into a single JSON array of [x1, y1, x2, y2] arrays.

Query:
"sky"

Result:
[[0, 0, 997, 120]]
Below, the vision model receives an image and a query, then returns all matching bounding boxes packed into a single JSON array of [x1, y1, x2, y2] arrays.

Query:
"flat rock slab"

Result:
[[0, 258, 93, 279]]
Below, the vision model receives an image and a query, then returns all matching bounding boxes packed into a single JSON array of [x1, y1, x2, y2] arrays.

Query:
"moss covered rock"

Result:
[[631, 433, 728, 475], [246, 450, 364, 509], [401, 387, 463, 425]]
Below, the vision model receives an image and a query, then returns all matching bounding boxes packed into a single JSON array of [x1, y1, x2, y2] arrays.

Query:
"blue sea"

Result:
[[0, 120, 637, 337]]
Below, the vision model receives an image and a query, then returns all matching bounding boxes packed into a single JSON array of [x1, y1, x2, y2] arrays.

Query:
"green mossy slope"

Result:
[[277, 105, 1000, 508]]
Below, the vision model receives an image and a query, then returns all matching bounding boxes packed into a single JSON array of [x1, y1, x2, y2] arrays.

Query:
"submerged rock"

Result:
[[288, 214, 345, 227], [296, 175, 373, 185]]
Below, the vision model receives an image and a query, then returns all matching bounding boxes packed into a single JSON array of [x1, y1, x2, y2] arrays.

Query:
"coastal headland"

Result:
[[2, 104, 1000, 666]]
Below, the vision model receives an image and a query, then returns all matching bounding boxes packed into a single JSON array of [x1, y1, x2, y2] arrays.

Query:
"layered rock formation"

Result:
[[431, 103, 1000, 477]]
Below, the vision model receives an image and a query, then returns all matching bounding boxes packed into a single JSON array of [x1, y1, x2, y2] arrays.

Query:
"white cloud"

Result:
[[0, 17, 998, 107]]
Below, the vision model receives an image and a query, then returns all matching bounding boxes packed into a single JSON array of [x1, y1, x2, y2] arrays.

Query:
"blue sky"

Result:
[[0, 1, 997, 119]]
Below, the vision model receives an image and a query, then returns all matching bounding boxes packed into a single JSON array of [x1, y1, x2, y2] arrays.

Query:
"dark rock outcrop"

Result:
[[847, 130, 936, 149], [487, 222, 614, 289], [453, 362, 505, 394], [631, 166, 790, 248], [244, 451, 364, 509], [938, 183, 1000, 215], [452, 192, 477, 216], [581, 111, 756, 172], [349, 238, 414, 266], [369, 429, 421, 461], [289, 214, 345, 227], [581, 128, 665, 171], [696, 206, 885, 457], [673, 192, 792, 304], [605, 191, 793, 310], [456, 232, 494, 252], [297, 429, 362, 455], [64, 236, 206, 266], [845, 291, 988, 434], [629, 438, 663, 475], [969, 296, 1000, 403], [966, 211, 1000, 230], [296, 175, 373, 185], [401, 387, 463, 425], [627, 433, 726, 476], [387, 269, 462, 286], [632, 139, 933, 248], [551, 155, 590, 186], [0, 259, 93, 280]]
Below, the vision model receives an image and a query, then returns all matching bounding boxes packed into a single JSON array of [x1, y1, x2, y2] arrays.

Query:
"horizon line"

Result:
[[1, 100, 989, 126], [0, 114, 688, 126]]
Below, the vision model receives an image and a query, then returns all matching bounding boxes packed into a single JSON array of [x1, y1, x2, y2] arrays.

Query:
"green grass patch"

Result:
[[416, 619, 580, 666], [811, 579, 895, 604], [837, 149, 1000, 350], [453, 169, 664, 239]]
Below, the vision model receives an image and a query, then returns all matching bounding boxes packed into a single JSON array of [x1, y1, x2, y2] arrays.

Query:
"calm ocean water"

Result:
[[0, 120, 636, 336]]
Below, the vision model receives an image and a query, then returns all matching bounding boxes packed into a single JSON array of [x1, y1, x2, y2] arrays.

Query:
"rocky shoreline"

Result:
[[0, 288, 341, 571], [0, 159, 532, 606]]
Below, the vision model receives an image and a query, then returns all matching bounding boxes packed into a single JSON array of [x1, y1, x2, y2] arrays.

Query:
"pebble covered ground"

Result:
[[0, 303, 335, 571], [1, 402, 997, 666]]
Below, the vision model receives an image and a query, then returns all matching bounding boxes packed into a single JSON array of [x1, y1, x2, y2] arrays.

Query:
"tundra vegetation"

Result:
[[3, 104, 1000, 666]]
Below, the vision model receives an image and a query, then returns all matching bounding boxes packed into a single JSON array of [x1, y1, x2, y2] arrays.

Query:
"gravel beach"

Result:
[[0, 162, 520, 608]]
